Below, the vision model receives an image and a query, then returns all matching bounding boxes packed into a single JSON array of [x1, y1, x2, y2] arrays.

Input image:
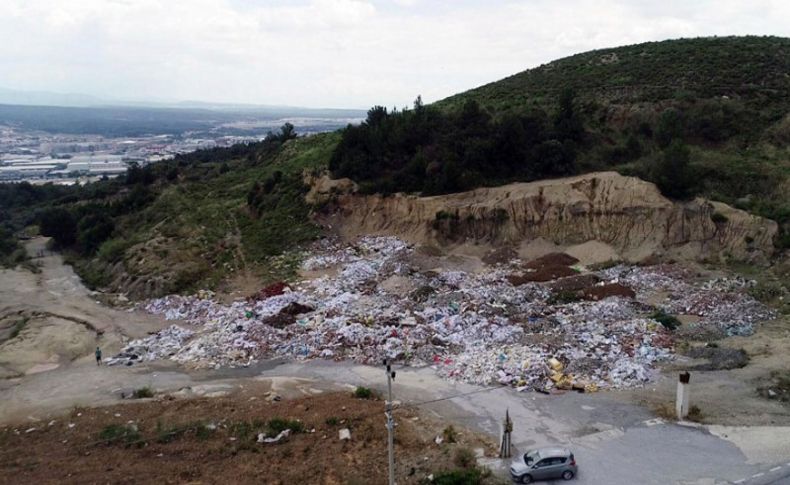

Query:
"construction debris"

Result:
[[112, 237, 775, 392]]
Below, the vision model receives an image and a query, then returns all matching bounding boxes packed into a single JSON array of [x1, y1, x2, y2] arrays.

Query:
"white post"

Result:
[[676, 372, 690, 420], [384, 360, 396, 485]]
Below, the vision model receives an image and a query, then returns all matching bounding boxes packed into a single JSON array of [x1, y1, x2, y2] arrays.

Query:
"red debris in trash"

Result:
[[250, 282, 290, 301], [581, 283, 636, 301]]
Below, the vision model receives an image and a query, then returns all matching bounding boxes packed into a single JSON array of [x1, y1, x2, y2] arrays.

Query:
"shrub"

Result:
[[267, 418, 304, 436], [325, 417, 339, 426], [711, 212, 729, 224], [97, 238, 132, 263], [353, 386, 374, 399], [99, 424, 141, 446], [132, 386, 154, 399], [650, 309, 681, 330], [9, 318, 28, 339], [442, 425, 458, 444], [195, 422, 215, 440], [453, 447, 476, 469], [430, 467, 484, 485]]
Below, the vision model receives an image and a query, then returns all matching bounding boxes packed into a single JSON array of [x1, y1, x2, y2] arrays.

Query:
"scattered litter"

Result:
[[339, 428, 351, 441], [258, 429, 291, 444], [116, 237, 775, 392]]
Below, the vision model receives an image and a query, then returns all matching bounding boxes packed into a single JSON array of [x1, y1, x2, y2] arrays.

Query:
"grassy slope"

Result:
[[436, 36, 790, 242], [83, 132, 339, 296], [437, 36, 790, 115]]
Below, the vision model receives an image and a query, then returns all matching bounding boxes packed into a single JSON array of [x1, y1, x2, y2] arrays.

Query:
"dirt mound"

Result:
[[524, 252, 579, 269], [250, 282, 290, 301], [260, 303, 315, 329], [547, 274, 601, 293], [581, 283, 636, 300]]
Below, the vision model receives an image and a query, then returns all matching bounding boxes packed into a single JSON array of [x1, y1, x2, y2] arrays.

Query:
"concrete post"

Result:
[[676, 372, 690, 420]]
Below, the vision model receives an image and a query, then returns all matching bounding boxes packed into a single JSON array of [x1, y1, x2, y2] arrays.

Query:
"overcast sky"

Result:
[[2, 0, 789, 109]]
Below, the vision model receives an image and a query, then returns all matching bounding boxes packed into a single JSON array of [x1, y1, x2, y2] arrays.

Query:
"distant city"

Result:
[[0, 102, 364, 185]]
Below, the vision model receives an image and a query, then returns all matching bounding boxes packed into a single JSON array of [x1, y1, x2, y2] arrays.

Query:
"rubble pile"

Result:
[[113, 237, 776, 392], [600, 265, 775, 336]]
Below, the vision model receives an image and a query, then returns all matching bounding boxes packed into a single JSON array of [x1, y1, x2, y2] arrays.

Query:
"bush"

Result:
[[267, 418, 304, 436], [9, 318, 28, 339], [97, 238, 132, 263], [99, 424, 142, 446], [653, 141, 694, 199], [650, 309, 681, 330], [442, 425, 458, 444], [132, 387, 154, 399], [353, 386, 374, 399], [38, 207, 77, 248], [453, 447, 476, 469], [430, 468, 484, 485], [710, 212, 729, 224]]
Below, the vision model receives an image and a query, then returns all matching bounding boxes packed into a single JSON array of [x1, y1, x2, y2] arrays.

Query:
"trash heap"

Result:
[[599, 265, 775, 337], [112, 237, 776, 392]]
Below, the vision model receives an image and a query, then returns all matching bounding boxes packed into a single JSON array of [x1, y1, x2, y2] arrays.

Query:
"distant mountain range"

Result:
[[0, 87, 365, 117]]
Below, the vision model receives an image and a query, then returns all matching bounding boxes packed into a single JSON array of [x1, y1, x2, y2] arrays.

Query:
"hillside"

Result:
[[330, 36, 790, 247], [0, 129, 339, 298], [2, 37, 789, 299]]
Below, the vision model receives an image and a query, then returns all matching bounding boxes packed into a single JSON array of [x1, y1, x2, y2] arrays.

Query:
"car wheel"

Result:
[[562, 470, 574, 480], [520, 475, 533, 484]]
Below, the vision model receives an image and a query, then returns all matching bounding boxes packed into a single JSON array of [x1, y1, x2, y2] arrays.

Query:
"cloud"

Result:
[[1, 0, 789, 108]]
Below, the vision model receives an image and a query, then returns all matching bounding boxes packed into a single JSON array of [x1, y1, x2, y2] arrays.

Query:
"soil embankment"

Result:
[[316, 171, 777, 264]]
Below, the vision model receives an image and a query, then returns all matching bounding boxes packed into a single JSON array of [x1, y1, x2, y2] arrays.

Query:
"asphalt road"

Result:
[[263, 360, 790, 485]]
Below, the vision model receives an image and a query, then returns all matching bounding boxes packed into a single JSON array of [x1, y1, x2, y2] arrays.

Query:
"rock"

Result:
[[339, 428, 351, 441]]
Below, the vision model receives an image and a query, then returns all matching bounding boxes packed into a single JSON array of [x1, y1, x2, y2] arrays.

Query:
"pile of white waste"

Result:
[[111, 237, 776, 391]]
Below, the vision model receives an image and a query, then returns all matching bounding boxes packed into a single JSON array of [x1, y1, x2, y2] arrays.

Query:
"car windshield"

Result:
[[525, 451, 540, 466]]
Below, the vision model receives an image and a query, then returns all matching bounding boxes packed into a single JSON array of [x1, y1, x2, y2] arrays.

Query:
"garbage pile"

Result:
[[112, 237, 776, 392]]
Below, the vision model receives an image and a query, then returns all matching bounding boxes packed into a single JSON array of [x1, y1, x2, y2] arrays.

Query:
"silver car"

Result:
[[510, 447, 577, 483]]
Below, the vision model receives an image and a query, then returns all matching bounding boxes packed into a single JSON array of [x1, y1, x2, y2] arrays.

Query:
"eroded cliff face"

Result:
[[316, 172, 777, 263]]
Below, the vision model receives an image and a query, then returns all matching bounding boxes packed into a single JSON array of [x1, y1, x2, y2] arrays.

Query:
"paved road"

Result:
[[263, 360, 790, 485]]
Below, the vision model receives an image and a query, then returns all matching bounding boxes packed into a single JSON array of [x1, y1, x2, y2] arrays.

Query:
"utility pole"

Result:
[[384, 359, 396, 485]]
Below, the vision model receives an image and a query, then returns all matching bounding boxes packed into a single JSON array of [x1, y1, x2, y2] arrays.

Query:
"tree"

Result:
[[39, 208, 77, 248], [265, 123, 298, 143], [554, 88, 584, 142], [656, 108, 685, 147], [654, 140, 694, 199], [366, 106, 388, 126], [77, 212, 115, 255]]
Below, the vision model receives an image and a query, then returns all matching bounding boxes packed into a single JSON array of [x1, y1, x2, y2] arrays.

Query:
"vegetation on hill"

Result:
[[330, 36, 790, 247], [2, 36, 789, 297], [330, 93, 581, 195], [0, 125, 336, 296]]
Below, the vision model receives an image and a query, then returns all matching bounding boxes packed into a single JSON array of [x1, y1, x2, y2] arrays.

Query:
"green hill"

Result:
[[331, 36, 790, 245], [436, 36, 790, 119]]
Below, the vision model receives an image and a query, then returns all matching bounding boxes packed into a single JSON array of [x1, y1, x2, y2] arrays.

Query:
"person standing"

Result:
[[95, 346, 102, 366]]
